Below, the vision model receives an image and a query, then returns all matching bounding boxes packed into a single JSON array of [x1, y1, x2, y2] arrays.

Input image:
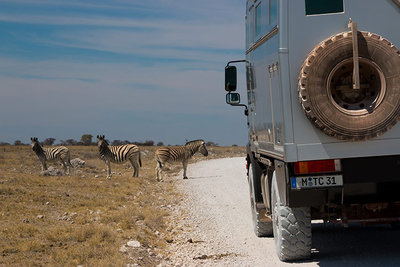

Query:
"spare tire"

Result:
[[298, 31, 400, 140]]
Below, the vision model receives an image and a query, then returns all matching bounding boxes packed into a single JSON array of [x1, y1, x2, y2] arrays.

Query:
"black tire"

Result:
[[271, 175, 311, 261], [298, 31, 400, 140], [249, 162, 273, 237], [391, 222, 400, 229]]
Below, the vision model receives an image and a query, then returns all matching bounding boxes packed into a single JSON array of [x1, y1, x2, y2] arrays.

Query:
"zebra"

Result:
[[30, 137, 72, 175], [155, 139, 208, 181], [96, 135, 142, 179]]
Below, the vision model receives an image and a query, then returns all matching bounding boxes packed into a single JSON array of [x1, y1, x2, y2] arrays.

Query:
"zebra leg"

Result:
[[65, 153, 72, 175], [105, 160, 112, 179], [156, 160, 163, 181], [67, 161, 71, 175], [40, 159, 47, 171], [129, 158, 139, 177], [183, 160, 188, 179], [60, 159, 68, 175]]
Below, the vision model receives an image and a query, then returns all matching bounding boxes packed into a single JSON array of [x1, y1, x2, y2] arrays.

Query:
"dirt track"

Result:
[[163, 157, 400, 267]]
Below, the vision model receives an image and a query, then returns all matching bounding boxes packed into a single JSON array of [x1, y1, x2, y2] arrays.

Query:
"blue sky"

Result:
[[0, 0, 248, 146]]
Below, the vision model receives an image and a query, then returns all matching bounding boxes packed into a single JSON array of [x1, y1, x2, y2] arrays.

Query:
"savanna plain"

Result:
[[0, 145, 245, 266]]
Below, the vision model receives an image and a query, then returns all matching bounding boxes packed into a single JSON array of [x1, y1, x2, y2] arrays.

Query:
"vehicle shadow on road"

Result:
[[309, 223, 400, 267]]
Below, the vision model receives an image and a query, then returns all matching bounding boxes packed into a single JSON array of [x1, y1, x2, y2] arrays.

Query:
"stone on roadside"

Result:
[[119, 245, 128, 253], [126, 240, 141, 248]]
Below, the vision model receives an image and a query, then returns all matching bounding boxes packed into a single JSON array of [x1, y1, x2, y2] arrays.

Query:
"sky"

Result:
[[0, 0, 248, 146]]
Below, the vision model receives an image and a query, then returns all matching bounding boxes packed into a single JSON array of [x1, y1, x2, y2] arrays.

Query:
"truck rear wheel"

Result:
[[298, 31, 400, 140], [249, 162, 273, 237], [271, 175, 311, 261]]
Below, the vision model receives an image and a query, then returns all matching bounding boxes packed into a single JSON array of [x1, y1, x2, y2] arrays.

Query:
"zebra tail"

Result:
[[139, 152, 142, 167]]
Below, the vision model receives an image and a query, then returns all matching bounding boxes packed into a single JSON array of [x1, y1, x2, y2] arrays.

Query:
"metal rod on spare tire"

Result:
[[348, 18, 360, 90]]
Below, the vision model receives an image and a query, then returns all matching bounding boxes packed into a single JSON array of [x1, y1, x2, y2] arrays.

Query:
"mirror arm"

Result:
[[226, 59, 247, 67], [229, 103, 248, 116], [226, 59, 248, 116]]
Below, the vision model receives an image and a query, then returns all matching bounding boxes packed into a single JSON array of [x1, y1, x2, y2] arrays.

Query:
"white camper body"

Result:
[[225, 0, 400, 261]]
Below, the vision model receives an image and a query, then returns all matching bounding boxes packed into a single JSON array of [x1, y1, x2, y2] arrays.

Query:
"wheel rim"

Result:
[[327, 58, 386, 115]]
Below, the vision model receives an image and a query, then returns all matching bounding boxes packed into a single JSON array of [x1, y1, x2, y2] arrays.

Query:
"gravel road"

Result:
[[162, 157, 400, 267]]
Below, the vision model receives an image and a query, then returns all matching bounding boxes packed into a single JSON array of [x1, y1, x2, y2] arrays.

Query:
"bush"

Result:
[[134, 140, 154, 146], [43, 138, 56, 146], [206, 141, 218, 147], [80, 134, 93, 146], [14, 140, 24, 146], [60, 139, 78, 146]]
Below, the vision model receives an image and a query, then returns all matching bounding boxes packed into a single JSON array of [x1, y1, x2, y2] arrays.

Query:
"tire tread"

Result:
[[298, 31, 400, 140], [277, 207, 311, 261]]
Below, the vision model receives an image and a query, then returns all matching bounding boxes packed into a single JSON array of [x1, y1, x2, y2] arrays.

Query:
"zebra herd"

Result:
[[30, 136, 209, 180]]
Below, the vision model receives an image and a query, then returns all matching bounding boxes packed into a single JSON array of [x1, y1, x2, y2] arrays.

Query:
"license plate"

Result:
[[291, 175, 343, 190]]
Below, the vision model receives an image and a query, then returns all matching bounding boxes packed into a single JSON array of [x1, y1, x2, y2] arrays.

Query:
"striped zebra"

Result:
[[30, 137, 72, 175], [96, 135, 142, 179], [155, 139, 208, 181]]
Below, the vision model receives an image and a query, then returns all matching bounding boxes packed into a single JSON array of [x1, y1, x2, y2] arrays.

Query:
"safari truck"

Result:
[[224, 0, 400, 261]]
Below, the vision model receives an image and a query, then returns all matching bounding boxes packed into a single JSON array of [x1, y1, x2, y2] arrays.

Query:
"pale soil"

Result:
[[160, 157, 291, 266], [160, 157, 400, 267]]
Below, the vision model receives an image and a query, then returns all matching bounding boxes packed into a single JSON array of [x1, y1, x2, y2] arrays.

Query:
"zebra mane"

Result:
[[184, 140, 205, 156], [184, 139, 204, 147]]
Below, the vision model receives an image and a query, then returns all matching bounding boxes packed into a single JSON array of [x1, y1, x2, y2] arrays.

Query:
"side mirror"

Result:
[[225, 66, 237, 91], [226, 92, 241, 105]]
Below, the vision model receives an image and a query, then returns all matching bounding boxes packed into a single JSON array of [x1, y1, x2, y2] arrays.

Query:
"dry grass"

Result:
[[0, 145, 245, 266]]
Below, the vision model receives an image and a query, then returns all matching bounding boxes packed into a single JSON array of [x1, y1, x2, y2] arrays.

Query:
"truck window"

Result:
[[255, 3, 263, 40], [249, 0, 278, 45], [305, 0, 344, 15], [270, 0, 277, 27], [248, 5, 255, 47]]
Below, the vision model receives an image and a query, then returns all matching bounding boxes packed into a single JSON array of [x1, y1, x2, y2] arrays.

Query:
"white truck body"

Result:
[[225, 0, 400, 261]]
